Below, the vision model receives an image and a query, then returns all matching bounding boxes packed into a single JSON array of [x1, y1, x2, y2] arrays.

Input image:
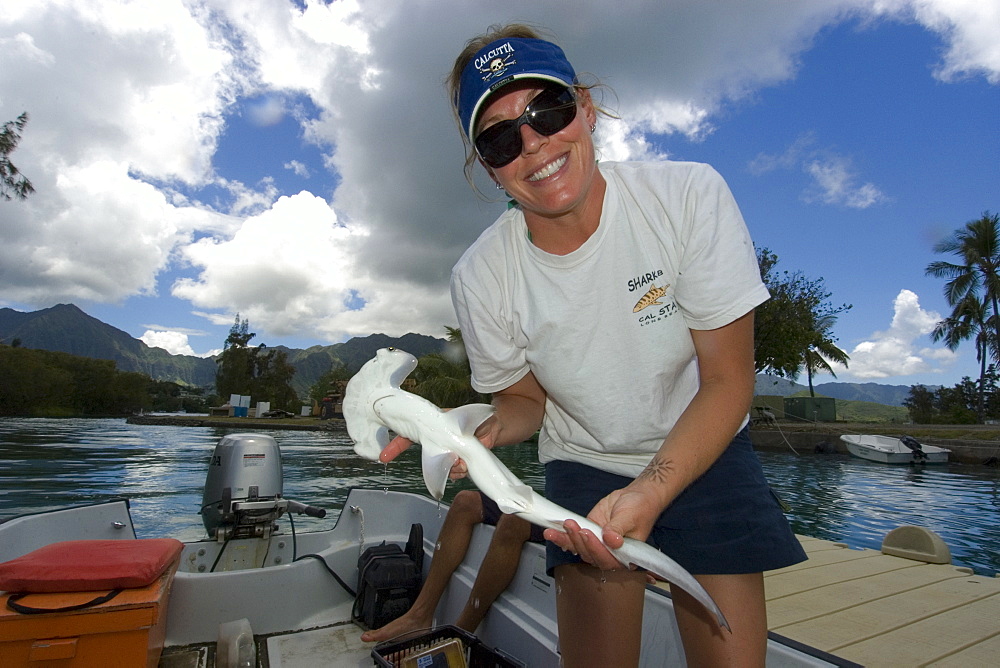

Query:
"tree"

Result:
[[754, 247, 851, 381], [926, 211, 1000, 422], [903, 384, 936, 423], [931, 293, 991, 420], [1, 112, 34, 201], [215, 316, 256, 399], [309, 361, 352, 405], [401, 326, 487, 408], [215, 315, 299, 410], [803, 313, 851, 397]]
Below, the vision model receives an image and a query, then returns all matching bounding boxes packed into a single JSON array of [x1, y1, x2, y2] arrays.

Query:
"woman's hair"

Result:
[[447, 23, 616, 197]]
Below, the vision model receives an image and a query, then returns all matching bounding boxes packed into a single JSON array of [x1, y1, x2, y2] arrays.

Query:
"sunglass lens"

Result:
[[475, 86, 578, 168]]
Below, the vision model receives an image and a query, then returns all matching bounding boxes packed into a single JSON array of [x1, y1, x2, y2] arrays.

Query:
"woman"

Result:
[[384, 24, 805, 666]]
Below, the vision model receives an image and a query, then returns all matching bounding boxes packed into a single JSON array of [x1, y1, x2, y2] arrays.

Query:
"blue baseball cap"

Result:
[[457, 37, 577, 141]]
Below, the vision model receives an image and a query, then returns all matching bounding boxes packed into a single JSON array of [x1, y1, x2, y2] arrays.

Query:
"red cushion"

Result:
[[0, 539, 183, 593]]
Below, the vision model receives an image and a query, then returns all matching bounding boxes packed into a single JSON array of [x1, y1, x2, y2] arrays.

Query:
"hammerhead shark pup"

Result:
[[343, 347, 730, 631]]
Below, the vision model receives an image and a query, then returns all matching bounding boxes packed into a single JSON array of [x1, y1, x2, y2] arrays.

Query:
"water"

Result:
[[0, 417, 543, 542], [1, 418, 997, 576]]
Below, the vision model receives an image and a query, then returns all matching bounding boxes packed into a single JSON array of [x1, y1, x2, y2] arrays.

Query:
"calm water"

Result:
[[1, 418, 998, 576]]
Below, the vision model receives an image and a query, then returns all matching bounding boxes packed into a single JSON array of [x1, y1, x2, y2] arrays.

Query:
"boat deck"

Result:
[[762, 536, 1000, 667]]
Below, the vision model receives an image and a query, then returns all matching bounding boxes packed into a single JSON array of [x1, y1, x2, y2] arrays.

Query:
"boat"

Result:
[[0, 433, 855, 667], [840, 434, 950, 464]]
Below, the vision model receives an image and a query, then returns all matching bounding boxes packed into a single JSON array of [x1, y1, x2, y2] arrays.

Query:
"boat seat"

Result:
[[0, 539, 183, 595]]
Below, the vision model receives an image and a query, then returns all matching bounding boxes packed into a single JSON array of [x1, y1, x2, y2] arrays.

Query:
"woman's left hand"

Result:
[[544, 484, 662, 570]]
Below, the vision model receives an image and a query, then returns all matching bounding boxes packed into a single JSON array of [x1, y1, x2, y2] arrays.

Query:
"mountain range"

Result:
[[1, 304, 918, 406], [0, 304, 448, 397]]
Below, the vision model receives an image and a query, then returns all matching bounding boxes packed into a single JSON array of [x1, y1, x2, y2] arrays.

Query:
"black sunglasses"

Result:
[[474, 86, 578, 169]]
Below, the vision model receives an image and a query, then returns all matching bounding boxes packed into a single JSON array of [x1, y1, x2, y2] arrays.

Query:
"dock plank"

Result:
[[765, 536, 1000, 667]]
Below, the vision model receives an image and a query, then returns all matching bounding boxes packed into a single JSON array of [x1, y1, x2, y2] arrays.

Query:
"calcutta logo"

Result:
[[633, 283, 669, 313], [475, 42, 516, 82]]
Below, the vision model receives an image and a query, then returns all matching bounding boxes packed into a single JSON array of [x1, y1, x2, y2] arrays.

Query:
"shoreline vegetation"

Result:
[[124, 414, 1000, 465]]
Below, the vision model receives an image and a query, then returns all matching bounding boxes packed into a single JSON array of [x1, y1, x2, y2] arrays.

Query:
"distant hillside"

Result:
[[0, 304, 217, 387], [754, 374, 922, 407], [0, 304, 447, 396]]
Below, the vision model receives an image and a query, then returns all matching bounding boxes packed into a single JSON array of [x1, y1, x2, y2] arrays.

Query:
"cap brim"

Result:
[[467, 74, 573, 140]]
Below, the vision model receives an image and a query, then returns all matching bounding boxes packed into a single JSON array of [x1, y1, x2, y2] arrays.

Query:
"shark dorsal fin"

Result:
[[448, 403, 495, 436]]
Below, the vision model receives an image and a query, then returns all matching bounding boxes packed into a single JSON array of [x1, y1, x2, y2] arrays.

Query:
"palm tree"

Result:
[[931, 293, 993, 421], [926, 211, 1000, 422], [802, 314, 850, 397]]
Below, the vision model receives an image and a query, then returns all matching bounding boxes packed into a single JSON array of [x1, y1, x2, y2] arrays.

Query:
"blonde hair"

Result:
[[446, 24, 616, 197]]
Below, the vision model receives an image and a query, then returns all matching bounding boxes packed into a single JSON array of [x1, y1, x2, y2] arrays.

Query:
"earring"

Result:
[[590, 123, 597, 133], [495, 182, 504, 190]]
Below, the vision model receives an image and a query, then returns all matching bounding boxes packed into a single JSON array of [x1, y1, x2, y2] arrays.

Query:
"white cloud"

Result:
[[170, 190, 455, 340], [1, 0, 996, 347], [750, 134, 888, 208], [832, 289, 957, 378], [284, 160, 311, 178], [871, 0, 1000, 83], [140, 330, 196, 356]]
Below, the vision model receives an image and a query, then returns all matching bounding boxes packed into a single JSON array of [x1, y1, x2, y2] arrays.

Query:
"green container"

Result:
[[783, 396, 836, 423]]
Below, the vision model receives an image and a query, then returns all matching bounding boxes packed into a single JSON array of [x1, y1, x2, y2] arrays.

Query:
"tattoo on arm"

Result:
[[639, 457, 674, 484]]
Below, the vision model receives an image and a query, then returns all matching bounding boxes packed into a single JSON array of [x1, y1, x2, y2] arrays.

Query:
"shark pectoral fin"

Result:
[[421, 447, 459, 501], [493, 484, 534, 515], [448, 403, 495, 435]]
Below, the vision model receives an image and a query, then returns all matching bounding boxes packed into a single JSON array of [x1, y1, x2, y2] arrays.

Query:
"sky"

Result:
[[1, 0, 997, 389]]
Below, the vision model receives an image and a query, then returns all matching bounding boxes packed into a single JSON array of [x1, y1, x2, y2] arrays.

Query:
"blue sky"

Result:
[[1, 1, 997, 390]]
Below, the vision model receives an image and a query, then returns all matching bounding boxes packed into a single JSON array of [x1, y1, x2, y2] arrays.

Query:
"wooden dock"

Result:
[[764, 535, 1000, 666]]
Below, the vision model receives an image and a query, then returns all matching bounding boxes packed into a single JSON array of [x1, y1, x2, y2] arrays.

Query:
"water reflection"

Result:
[[1, 418, 997, 575], [759, 450, 1000, 576]]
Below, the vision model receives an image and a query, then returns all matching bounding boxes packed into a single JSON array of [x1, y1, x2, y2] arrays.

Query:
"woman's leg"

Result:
[[672, 572, 767, 668], [554, 563, 647, 668]]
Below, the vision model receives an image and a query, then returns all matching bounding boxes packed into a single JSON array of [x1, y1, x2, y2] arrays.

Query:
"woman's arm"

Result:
[[545, 310, 756, 567]]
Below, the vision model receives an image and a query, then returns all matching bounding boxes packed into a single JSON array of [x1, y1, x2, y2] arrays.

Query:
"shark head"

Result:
[[343, 347, 418, 460]]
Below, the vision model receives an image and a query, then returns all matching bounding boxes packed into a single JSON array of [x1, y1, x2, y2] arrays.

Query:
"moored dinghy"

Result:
[[840, 434, 950, 464]]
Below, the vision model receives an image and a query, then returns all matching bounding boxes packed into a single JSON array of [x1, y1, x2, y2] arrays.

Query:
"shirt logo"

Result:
[[633, 283, 669, 313]]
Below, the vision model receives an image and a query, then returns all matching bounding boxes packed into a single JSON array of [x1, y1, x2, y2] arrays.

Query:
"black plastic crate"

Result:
[[372, 625, 524, 668]]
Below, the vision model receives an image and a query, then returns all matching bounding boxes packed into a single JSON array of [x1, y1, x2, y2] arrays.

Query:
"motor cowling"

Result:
[[201, 433, 284, 539]]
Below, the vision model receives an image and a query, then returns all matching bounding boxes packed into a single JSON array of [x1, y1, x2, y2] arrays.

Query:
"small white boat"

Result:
[[840, 434, 950, 464], [0, 434, 853, 667]]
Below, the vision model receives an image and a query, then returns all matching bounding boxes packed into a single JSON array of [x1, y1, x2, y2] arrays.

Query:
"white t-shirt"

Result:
[[451, 160, 769, 477]]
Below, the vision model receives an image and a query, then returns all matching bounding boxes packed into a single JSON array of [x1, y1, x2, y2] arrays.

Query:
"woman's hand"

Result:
[[544, 482, 664, 572]]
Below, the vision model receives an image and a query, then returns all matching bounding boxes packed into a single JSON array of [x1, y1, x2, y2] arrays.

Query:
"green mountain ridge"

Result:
[[2, 304, 919, 408], [0, 304, 447, 397]]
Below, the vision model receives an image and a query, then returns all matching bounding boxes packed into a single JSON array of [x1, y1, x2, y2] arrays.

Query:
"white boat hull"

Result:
[[840, 434, 950, 464]]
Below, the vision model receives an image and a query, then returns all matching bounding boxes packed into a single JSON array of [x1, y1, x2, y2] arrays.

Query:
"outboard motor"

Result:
[[201, 433, 326, 542], [900, 435, 928, 463]]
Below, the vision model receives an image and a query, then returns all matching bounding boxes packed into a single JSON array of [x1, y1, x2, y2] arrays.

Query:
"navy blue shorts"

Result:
[[479, 491, 546, 543], [545, 428, 806, 575]]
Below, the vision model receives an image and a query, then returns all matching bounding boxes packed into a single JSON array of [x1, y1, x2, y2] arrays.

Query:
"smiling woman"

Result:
[[437, 23, 806, 668]]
